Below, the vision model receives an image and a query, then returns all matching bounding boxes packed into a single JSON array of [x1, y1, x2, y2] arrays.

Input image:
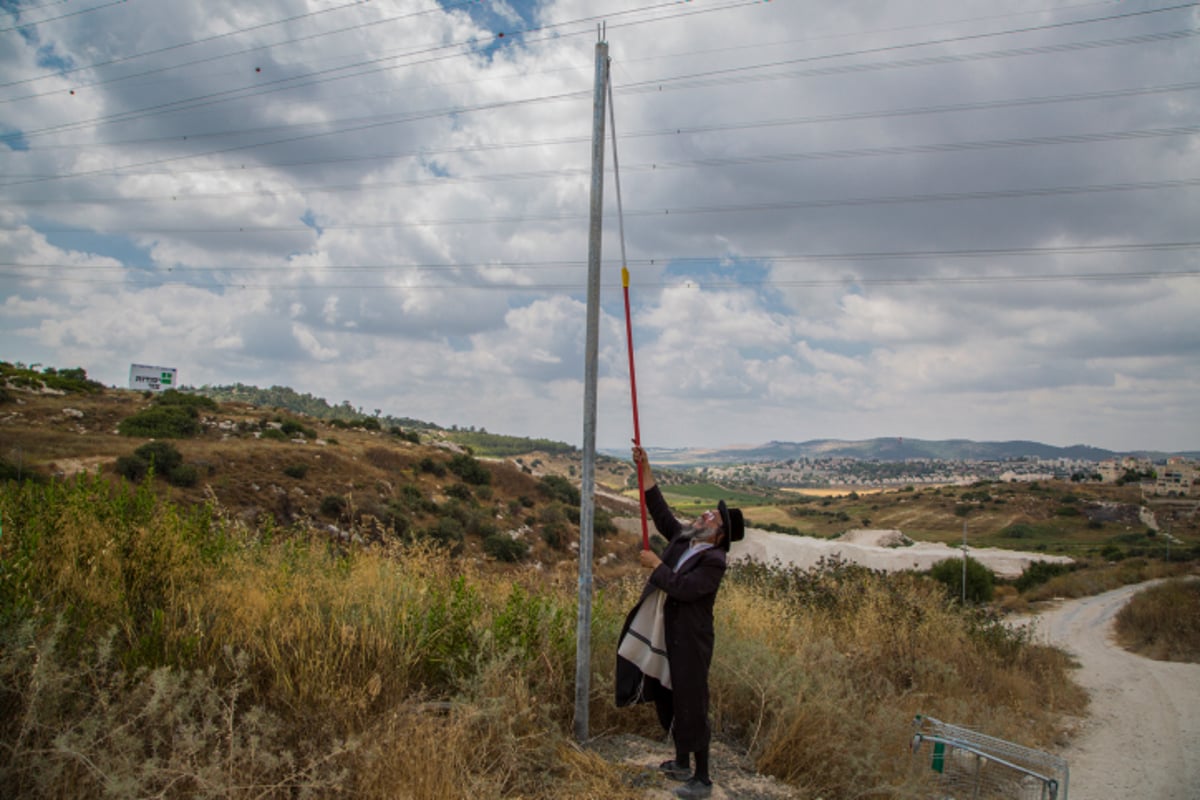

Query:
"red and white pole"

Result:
[[622, 265, 650, 550]]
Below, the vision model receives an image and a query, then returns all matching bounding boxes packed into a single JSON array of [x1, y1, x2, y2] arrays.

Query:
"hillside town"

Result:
[[697, 454, 1198, 495]]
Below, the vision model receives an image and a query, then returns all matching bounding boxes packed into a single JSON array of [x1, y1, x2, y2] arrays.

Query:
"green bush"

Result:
[[390, 427, 420, 444], [166, 464, 199, 488], [541, 520, 566, 549], [283, 464, 308, 479], [134, 441, 184, 473], [115, 454, 149, 481], [929, 556, 995, 604], [118, 406, 201, 438], [116, 442, 188, 483], [537, 474, 579, 506], [484, 533, 528, 562], [445, 483, 473, 501], [155, 389, 217, 411], [448, 453, 490, 486], [259, 427, 287, 441], [424, 517, 465, 552], [319, 495, 347, 517], [279, 419, 317, 439], [1015, 561, 1072, 593], [418, 457, 446, 477], [1000, 523, 1035, 539]]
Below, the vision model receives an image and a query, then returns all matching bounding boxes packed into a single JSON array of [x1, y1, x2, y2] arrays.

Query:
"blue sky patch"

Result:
[[1, 123, 29, 151], [300, 209, 324, 237], [39, 223, 154, 270], [36, 42, 73, 72]]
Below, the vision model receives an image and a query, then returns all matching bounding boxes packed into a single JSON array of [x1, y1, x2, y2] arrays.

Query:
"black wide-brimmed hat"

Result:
[[717, 499, 745, 551]]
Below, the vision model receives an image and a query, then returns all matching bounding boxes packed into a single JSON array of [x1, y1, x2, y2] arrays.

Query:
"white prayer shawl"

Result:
[[616, 588, 672, 690]]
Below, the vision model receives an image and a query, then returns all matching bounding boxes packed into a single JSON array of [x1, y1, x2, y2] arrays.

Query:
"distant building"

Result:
[[1097, 456, 1152, 483], [1152, 457, 1195, 496]]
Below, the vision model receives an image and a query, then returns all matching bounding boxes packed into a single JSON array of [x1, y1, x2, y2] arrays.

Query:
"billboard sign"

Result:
[[129, 364, 177, 392]]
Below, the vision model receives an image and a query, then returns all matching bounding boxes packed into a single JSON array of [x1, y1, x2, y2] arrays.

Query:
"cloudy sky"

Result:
[[2, 0, 1197, 453]]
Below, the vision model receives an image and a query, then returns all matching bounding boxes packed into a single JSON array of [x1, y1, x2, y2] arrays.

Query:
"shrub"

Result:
[[259, 427, 287, 441], [116, 442, 187, 484], [448, 453, 490, 486], [423, 517, 465, 552], [166, 464, 199, 488], [1014, 560, 1072, 593], [537, 474, 579, 505], [115, 454, 149, 481], [389, 427, 420, 444], [594, 509, 617, 537], [134, 441, 184, 473], [155, 389, 217, 411], [279, 419, 317, 439], [484, 533, 528, 562], [1000, 523, 1035, 539], [541, 520, 566, 549], [283, 464, 309, 479], [929, 555, 995, 603], [118, 405, 201, 438], [320, 495, 348, 517], [418, 457, 446, 477], [445, 483, 473, 501]]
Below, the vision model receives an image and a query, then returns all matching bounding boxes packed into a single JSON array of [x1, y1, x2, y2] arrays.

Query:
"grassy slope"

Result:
[[3, 381, 1198, 798]]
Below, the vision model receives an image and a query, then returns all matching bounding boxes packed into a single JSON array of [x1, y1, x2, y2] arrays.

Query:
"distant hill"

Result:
[[612, 438, 1198, 466]]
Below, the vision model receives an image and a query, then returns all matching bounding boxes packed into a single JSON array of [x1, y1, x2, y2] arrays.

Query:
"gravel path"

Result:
[[1028, 582, 1200, 800]]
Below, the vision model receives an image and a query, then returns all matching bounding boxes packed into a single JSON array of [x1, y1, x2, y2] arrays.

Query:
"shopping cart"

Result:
[[910, 714, 1069, 800]]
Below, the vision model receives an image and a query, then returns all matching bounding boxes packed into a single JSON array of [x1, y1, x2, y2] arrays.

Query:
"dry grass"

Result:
[[1, 475, 1092, 799], [1023, 557, 1194, 603], [1114, 578, 1200, 663]]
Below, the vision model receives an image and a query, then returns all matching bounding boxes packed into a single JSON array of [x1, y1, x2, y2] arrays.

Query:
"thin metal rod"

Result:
[[574, 33, 608, 745], [607, 65, 649, 550]]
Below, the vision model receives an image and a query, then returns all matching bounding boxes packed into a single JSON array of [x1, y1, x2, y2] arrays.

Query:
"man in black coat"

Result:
[[616, 444, 745, 800]]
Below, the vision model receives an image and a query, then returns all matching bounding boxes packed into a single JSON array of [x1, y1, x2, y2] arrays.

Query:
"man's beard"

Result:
[[681, 521, 719, 543]]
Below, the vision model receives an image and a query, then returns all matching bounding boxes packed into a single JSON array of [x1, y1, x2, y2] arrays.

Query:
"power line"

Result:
[[622, 28, 1200, 95], [0, 0, 380, 88], [0, 0, 130, 34], [5, 240, 1199, 273], [0, 0, 717, 139], [4, 1, 1190, 146], [0, 0, 443, 101], [4, 78, 1197, 184], [621, 2, 1200, 92], [9, 123, 1198, 204], [4, 268, 1196, 293], [7, 175, 1197, 234]]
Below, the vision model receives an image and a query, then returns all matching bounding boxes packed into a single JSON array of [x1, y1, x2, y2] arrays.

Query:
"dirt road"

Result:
[[1029, 582, 1200, 800]]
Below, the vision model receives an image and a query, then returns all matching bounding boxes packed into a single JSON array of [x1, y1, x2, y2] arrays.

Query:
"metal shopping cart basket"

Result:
[[910, 714, 1069, 800]]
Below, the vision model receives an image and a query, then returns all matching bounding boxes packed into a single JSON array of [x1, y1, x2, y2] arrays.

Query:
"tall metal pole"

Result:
[[574, 29, 608, 744], [962, 519, 968, 606]]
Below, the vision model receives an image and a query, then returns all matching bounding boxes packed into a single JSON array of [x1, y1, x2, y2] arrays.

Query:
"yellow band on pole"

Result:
[[622, 266, 629, 288]]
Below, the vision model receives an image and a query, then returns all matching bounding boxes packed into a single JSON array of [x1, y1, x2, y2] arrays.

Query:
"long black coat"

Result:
[[616, 486, 727, 752]]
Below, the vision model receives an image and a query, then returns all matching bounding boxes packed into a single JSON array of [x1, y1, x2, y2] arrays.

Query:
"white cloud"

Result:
[[2, 0, 1197, 452]]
